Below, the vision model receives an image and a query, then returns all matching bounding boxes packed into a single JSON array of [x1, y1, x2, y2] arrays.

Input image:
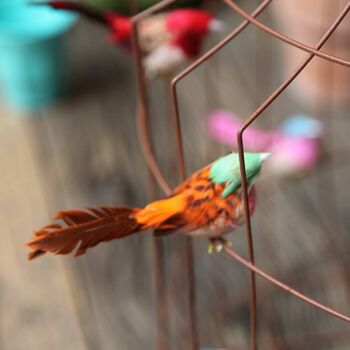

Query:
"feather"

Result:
[[26, 152, 268, 260], [135, 194, 186, 229], [26, 206, 140, 259], [209, 153, 262, 197]]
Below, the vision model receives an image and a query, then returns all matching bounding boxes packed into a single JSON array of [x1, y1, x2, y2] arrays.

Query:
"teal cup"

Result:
[[0, 1, 77, 110]]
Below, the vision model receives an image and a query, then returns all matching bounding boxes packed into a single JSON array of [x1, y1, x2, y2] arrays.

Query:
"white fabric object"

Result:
[[209, 19, 224, 32], [144, 44, 186, 78]]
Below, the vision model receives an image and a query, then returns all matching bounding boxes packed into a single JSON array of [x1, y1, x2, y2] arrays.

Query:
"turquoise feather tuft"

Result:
[[209, 152, 263, 197]]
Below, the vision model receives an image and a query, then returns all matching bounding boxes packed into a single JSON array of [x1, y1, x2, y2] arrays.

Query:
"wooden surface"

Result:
[[1, 4, 350, 350]]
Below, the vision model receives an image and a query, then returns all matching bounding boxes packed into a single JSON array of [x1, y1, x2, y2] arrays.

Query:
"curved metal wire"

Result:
[[131, 2, 197, 348], [130, 0, 350, 349], [223, 245, 350, 323], [170, 0, 273, 180], [170, 2, 274, 348], [224, 0, 350, 67], [233, 2, 350, 349], [131, 8, 174, 349], [135, 99, 172, 195]]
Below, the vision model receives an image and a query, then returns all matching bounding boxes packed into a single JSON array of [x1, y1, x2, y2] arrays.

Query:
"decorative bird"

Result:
[[37, 1, 222, 76], [26, 152, 269, 259], [207, 110, 323, 178]]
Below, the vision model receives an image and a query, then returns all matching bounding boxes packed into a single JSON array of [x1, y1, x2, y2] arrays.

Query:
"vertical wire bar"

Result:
[[130, 0, 350, 348], [169, 64, 198, 350], [169, 2, 273, 348], [130, 0, 169, 347], [132, 4, 274, 347], [236, 148, 257, 350], [186, 236, 197, 349], [231, 2, 350, 349], [131, 22, 169, 350], [152, 232, 168, 350], [168, 0, 273, 193], [130, 1, 195, 348], [166, 2, 274, 343]]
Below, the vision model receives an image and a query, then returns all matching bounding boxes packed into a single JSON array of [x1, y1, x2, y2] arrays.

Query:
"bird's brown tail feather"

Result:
[[26, 206, 141, 260]]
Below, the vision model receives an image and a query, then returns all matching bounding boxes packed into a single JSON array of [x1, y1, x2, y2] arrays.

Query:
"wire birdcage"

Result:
[[130, 0, 350, 349]]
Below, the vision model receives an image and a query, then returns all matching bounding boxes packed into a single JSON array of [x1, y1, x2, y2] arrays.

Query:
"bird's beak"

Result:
[[209, 19, 224, 32], [260, 153, 271, 162]]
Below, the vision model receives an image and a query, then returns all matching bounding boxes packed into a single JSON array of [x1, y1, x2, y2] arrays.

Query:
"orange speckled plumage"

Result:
[[136, 165, 256, 237], [26, 158, 258, 260]]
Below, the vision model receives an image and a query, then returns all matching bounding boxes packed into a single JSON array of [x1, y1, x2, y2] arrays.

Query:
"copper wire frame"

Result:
[[130, 1, 350, 349]]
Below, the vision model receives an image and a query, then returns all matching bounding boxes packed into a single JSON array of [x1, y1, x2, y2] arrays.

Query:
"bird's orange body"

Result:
[[136, 166, 255, 236], [26, 153, 264, 260]]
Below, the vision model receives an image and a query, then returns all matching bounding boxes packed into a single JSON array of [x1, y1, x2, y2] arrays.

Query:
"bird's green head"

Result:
[[209, 152, 270, 198]]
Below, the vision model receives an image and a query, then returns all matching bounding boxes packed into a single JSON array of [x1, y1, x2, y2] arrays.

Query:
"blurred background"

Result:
[[1, 0, 350, 349]]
